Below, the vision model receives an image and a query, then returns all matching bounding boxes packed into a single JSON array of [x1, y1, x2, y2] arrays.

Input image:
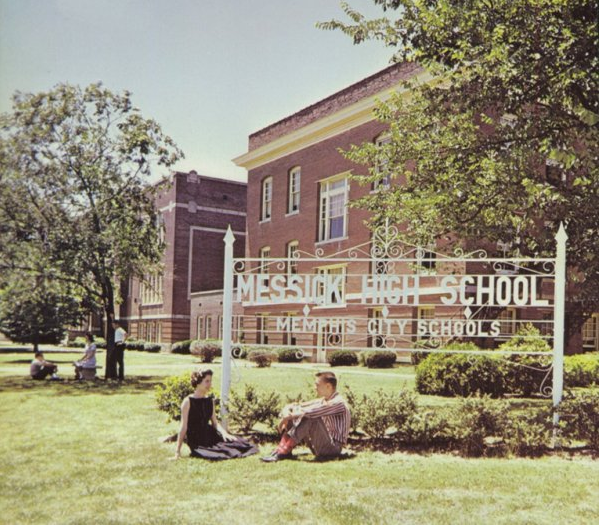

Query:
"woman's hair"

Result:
[[85, 332, 94, 342], [191, 369, 213, 388]]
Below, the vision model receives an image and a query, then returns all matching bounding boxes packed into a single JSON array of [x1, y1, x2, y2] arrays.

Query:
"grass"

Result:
[[0, 346, 598, 524]]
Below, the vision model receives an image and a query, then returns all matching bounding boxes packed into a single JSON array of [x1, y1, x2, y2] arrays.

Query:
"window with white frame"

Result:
[[205, 315, 212, 339], [140, 274, 163, 305], [369, 308, 385, 348], [417, 307, 435, 341], [259, 246, 271, 274], [288, 167, 301, 214], [318, 176, 348, 242], [373, 133, 392, 190], [261, 176, 272, 221], [256, 314, 269, 345], [316, 265, 346, 306], [286, 241, 299, 276], [497, 308, 517, 336], [196, 316, 204, 339]]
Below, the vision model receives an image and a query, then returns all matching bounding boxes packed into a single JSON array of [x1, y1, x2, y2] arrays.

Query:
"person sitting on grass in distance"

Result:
[[174, 369, 258, 460], [262, 371, 351, 463], [73, 332, 97, 380], [30, 352, 61, 381]]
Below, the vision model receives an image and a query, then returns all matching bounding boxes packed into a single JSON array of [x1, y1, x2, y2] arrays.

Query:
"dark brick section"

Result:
[[122, 171, 247, 345], [249, 62, 422, 150]]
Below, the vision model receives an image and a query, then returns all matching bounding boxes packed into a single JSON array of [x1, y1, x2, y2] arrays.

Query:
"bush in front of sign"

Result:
[[558, 389, 599, 451], [155, 373, 195, 422], [327, 350, 359, 367], [276, 348, 304, 363], [359, 350, 397, 368], [170, 339, 194, 354], [228, 384, 281, 432], [415, 346, 506, 398], [191, 340, 222, 363]]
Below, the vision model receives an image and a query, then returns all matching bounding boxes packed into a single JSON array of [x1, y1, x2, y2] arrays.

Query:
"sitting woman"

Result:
[[175, 369, 258, 460], [74, 332, 97, 379]]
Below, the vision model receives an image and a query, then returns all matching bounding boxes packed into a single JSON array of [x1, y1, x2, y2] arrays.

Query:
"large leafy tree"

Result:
[[319, 0, 598, 345], [0, 83, 183, 376]]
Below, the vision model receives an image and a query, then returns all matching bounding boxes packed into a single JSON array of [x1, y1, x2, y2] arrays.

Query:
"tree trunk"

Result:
[[104, 281, 117, 379]]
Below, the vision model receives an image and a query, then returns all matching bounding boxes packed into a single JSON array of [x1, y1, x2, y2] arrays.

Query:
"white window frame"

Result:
[[259, 246, 271, 274], [288, 167, 301, 214], [497, 308, 517, 337], [315, 264, 347, 307], [318, 175, 349, 242], [582, 314, 598, 349], [261, 176, 272, 222], [286, 241, 299, 277]]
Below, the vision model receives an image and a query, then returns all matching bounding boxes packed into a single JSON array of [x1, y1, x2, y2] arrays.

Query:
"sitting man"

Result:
[[262, 371, 351, 462], [30, 352, 60, 380]]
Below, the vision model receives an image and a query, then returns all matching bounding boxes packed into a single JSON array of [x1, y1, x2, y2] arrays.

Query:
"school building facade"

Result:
[[233, 62, 598, 361]]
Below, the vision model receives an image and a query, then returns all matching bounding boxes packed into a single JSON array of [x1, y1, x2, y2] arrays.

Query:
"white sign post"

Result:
[[552, 223, 567, 444], [220, 226, 235, 427]]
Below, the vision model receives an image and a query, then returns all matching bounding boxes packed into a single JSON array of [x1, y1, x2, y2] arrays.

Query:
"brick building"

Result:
[[120, 171, 246, 345], [233, 63, 598, 361]]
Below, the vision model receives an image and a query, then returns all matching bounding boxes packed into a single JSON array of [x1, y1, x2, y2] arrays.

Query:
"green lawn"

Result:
[[0, 346, 597, 525]]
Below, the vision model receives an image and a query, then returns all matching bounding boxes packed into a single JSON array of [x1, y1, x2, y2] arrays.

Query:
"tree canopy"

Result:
[[0, 83, 183, 373], [319, 0, 598, 333]]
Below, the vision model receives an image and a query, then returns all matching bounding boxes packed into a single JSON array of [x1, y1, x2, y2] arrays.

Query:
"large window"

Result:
[[288, 167, 301, 214], [498, 308, 517, 336], [261, 176, 272, 221], [140, 274, 163, 305], [318, 177, 348, 242], [582, 314, 598, 350], [373, 133, 391, 190]]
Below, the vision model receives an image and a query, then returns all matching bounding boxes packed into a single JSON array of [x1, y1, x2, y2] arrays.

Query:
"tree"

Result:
[[0, 272, 84, 352], [319, 1, 598, 346], [0, 83, 183, 376]]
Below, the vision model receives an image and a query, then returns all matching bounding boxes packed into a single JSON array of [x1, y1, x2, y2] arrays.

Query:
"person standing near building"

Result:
[[113, 321, 127, 381], [262, 371, 351, 462]]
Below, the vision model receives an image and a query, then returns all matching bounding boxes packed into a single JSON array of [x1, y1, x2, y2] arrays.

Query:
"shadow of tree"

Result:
[[0, 375, 164, 396]]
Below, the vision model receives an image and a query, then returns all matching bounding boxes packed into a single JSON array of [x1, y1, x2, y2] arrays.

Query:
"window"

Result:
[[140, 274, 163, 305], [283, 312, 297, 346], [196, 316, 204, 339], [316, 265, 346, 306], [256, 314, 269, 345], [217, 315, 223, 340], [418, 307, 435, 341], [259, 246, 271, 274], [498, 308, 517, 336], [156, 322, 162, 344], [418, 244, 437, 270], [373, 134, 391, 190], [288, 167, 301, 213], [582, 314, 598, 350], [205, 315, 212, 339], [318, 177, 348, 242], [286, 241, 299, 276], [369, 308, 385, 348], [261, 176, 272, 221]]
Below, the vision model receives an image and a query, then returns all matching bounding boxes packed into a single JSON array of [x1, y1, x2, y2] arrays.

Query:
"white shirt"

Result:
[[114, 327, 126, 343]]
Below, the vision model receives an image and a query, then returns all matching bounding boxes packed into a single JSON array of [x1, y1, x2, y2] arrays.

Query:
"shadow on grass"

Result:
[[0, 375, 164, 396], [4, 358, 78, 365]]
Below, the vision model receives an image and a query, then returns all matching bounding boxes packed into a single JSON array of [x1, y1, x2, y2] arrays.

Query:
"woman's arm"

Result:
[[175, 398, 190, 459]]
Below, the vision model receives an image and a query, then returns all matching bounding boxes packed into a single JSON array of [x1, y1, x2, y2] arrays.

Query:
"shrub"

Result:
[[95, 337, 107, 349], [359, 350, 397, 368], [248, 349, 277, 368], [444, 396, 509, 457], [125, 339, 146, 351], [498, 324, 552, 397], [143, 343, 162, 353], [228, 384, 281, 432], [70, 337, 86, 348], [397, 409, 451, 448], [155, 373, 194, 422], [353, 389, 418, 439], [416, 352, 505, 397], [171, 339, 194, 354], [191, 341, 222, 363], [327, 350, 359, 367], [502, 408, 552, 457], [559, 389, 599, 450], [564, 353, 599, 388], [276, 348, 304, 363]]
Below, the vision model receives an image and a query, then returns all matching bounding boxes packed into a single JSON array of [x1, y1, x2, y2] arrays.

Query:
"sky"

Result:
[[0, 0, 395, 183]]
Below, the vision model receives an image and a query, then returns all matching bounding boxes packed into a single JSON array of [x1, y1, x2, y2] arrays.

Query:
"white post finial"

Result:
[[220, 225, 236, 428]]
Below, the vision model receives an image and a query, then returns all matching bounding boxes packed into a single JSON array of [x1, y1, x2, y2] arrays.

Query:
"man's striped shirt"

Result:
[[300, 392, 351, 445]]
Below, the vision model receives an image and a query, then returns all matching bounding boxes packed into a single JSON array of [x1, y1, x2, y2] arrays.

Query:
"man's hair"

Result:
[[191, 369, 213, 388], [34, 352, 44, 358], [316, 371, 337, 389]]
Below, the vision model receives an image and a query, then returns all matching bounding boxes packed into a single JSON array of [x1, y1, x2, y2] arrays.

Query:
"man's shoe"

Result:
[[260, 451, 293, 463]]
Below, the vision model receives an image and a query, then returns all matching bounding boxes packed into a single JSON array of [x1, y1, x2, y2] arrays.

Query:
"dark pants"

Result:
[[115, 342, 125, 380], [287, 417, 342, 457], [32, 365, 57, 380]]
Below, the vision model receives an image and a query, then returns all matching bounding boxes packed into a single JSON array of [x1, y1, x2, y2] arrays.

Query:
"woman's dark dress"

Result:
[[186, 396, 258, 460]]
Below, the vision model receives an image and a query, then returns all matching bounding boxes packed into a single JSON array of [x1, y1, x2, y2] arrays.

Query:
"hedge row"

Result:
[[155, 375, 598, 456]]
